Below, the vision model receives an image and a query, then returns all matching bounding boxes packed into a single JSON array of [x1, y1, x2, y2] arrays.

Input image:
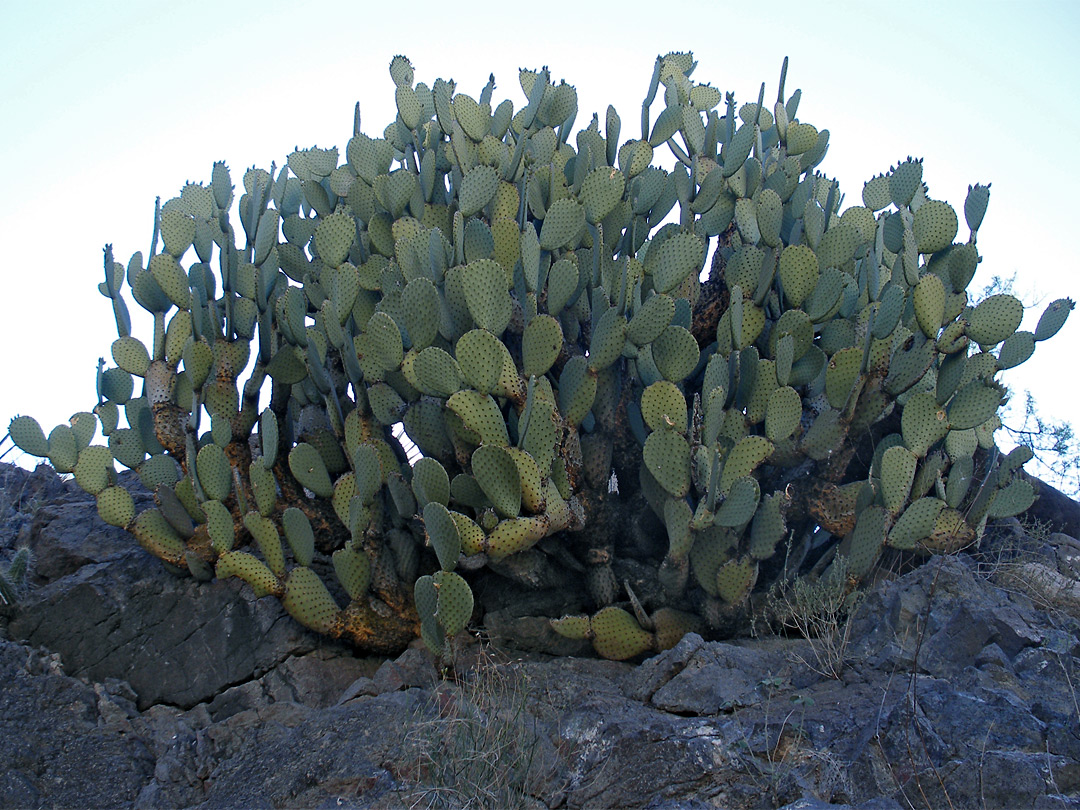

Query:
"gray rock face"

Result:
[[2, 462, 1080, 809]]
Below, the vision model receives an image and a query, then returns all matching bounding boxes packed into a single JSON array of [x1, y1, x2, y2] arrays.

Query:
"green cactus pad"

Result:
[[462, 259, 513, 336], [716, 476, 761, 528], [825, 347, 864, 410], [160, 209, 195, 258], [415, 347, 465, 397], [944, 454, 974, 508], [196, 443, 232, 502], [447, 390, 510, 446], [459, 165, 498, 218], [663, 497, 694, 561], [959, 182, 989, 233], [749, 492, 787, 560], [402, 278, 441, 351], [944, 428, 978, 461], [96, 485, 135, 528], [216, 550, 281, 598], [288, 443, 334, 499], [484, 515, 550, 560], [552, 352, 594, 426], [545, 258, 579, 315], [367, 382, 407, 426], [106, 428, 144, 472], [244, 511, 286, 578], [583, 307, 624, 374], [9, 415, 49, 457], [641, 381, 688, 434], [443, 510, 482, 556], [912, 200, 958, 254], [627, 293, 675, 347], [581, 166, 626, 224], [67, 412, 95, 451], [130, 508, 187, 566], [643, 428, 691, 498], [649, 608, 702, 652], [365, 312, 405, 372], [815, 220, 859, 271], [650, 232, 706, 294], [329, 544, 370, 602], [504, 447, 546, 514], [590, 606, 653, 661], [352, 444, 385, 506], [651, 326, 699, 383], [765, 386, 801, 442], [414, 572, 443, 648], [618, 138, 654, 178], [430, 569, 473, 637], [881, 445, 918, 515], [156, 484, 194, 539], [451, 328, 505, 397], [539, 197, 585, 251], [965, 294, 1023, 347], [522, 315, 563, 378], [987, 478, 1036, 519], [734, 198, 760, 245], [887, 497, 946, 550], [799, 409, 846, 461], [924, 507, 976, 554], [901, 392, 950, 457], [889, 158, 923, 208], [282, 566, 340, 636], [424, 501, 461, 571], [860, 174, 890, 211], [202, 499, 234, 553], [111, 337, 151, 377], [947, 380, 1003, 431], [314, 211, 355, 268], [778, 245, 819, 308], [249, 457, 277, 517], [412, 457, 450, 508], [719, 436, 773, 495], [1034, 298, 1074, 341], [884, 338, 935, 396], [996, 331, 1035, 370], [71, 445, 112, 495], [913, 274, 946, 339], [550, 614, 590, 640], [280, 507, 314, 567], [771, 308, 815, 362], [843, 504, 887, 579], [716, 556, 757, 604], [471, 444, 521, 518], [137, 454, 179, 491], [148, 254, 191, 310]]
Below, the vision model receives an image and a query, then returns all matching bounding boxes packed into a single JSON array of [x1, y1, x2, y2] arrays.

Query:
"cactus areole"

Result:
[[9, 53, 1073, 661]]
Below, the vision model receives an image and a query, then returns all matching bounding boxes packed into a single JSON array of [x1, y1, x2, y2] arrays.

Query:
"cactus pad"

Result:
[[965, 294, 1023, 347], [97, 485, 135, 528], [590, 606, 653, 660], [282, 567, 341, 636], [912, 200, 958, 254]]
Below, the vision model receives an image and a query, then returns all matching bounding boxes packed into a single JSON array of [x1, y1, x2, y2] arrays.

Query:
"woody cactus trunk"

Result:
[[8, 53, 1073, 661]]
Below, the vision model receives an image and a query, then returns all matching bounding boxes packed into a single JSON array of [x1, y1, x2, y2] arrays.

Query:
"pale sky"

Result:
[[2, 1, 1077, 487]]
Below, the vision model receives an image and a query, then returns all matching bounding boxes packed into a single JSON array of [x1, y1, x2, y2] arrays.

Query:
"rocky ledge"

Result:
[[1, 461, 1079, 809]]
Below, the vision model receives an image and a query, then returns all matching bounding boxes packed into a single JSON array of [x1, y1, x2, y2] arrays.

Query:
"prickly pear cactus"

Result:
[[9, 53, 1072, 662]]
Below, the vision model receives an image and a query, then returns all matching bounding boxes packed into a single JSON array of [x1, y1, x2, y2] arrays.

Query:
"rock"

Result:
[[2, 460, 1080, 809]]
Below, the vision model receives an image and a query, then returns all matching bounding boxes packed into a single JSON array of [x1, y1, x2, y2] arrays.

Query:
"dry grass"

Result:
[[397, 645, 553, 810], [976, 515, 1080, 619], [764, 555, 866, 680]]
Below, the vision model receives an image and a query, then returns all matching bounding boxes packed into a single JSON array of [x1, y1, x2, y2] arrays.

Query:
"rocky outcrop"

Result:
[[2, 461, 1079, 809]]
